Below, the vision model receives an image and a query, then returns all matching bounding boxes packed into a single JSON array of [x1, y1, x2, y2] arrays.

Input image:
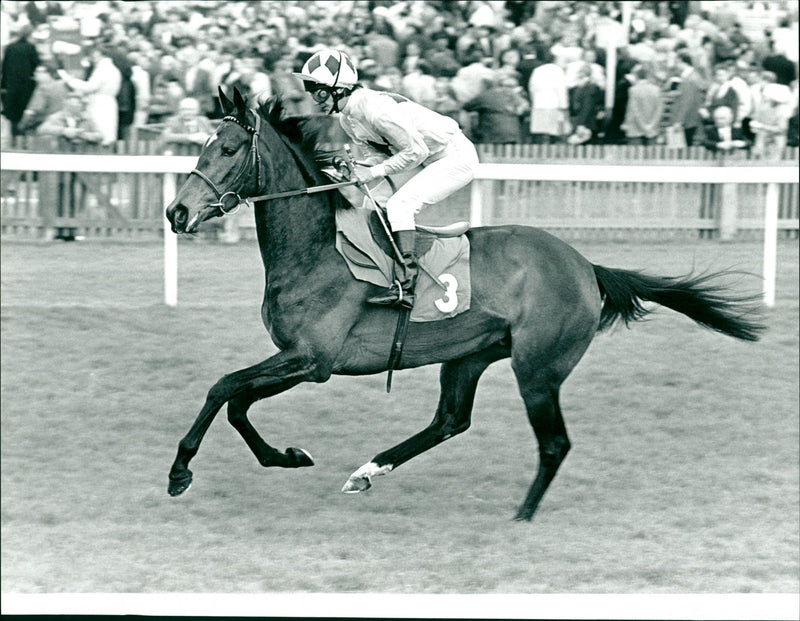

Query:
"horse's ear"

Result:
[[232, 86, 247, 114], [218, 86, 233, 115]]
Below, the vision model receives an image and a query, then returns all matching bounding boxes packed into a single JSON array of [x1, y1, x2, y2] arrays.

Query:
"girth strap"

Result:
[[386, 308, 411, 393]]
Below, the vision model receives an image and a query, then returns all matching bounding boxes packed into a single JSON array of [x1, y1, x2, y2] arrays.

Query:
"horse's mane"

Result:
[[257, 96, 353, 211]]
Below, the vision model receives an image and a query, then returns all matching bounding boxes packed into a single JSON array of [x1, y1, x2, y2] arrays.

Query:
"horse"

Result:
[[164, 87, 763, 521]]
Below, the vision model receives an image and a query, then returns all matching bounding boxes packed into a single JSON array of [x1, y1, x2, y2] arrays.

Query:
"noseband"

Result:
[[189, 113, 262, 215]]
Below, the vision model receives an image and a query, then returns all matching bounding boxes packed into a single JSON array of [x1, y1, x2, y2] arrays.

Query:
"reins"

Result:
[[248, 179, 358, 203], [189, 112, 360, 214]]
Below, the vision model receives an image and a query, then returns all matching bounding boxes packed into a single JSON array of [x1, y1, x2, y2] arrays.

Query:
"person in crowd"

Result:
[[604, 58, 636, 144], [1, 23, 39, 138], [429, 75, 462, 125], [700, 62, 741, 130], [400, 40, 424, 75], [729, 62, 754, 127], [701, 105, 751, 152], [364, 23, 400, 70], [160, 96, 215, 148], [621, 65, 664, 146], [749, 82, 793, 158], [761, 35, 797, 86], [183, 43, 216, 119], [294, 48, 479, 310], [56, 44, 121, 145], [18, 62, 68, 135], [450, 50, 496, 106], [565, 47, 605, 90], [423, 30, 460, 78], [514, 38, 543, 89], [497, 46, 523, 83], [567, 63, 604, 145], [463, 73, 530, 144], [248, 64, 273, 107], [726, 22, 751, 58], [270, 56, 315, 117], [111, 50, 136, 140], [129, 50, 151, 129], [527, 48, 569, 144], [670, 50, 707, 146], [147, 74, 186, 124], [401, 60, 437, 108], [787, 85, 799, 148], [37, 90, 102, 143], [455, 23, 497, 66], [770, 17, 799, 67], [694, 35, 717, 81], [551, 31, 585, 71], [372, 65, 404, 93]]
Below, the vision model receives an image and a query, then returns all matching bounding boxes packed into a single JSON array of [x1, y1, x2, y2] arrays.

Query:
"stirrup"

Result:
[[367, 279, 415, 309]]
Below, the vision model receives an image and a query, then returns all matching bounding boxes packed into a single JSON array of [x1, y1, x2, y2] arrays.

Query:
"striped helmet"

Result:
[[294, 49, 358, 89]]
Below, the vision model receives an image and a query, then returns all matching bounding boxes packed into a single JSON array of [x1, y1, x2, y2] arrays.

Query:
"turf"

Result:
[[1, 236, 797, 594]]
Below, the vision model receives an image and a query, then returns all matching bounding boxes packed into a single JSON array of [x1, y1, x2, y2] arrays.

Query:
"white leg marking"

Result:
[[341, 461, 393, 494]]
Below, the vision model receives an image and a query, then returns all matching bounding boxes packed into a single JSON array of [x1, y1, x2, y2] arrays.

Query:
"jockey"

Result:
[[295, 49, 479, 310]]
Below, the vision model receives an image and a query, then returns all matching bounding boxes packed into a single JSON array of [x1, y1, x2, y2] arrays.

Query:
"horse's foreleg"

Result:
[[168, 349, 324, 496], [227, 388, 315, 469], [342, 343, 507, 493]]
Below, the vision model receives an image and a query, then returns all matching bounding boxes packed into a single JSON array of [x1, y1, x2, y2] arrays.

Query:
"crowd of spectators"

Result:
[[1, 0, 798, 157]]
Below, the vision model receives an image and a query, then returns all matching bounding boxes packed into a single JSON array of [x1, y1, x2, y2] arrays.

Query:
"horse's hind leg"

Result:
[[512, 377, 570, 521], [342, 342, 508, 493], [168, 349, 322, 496]]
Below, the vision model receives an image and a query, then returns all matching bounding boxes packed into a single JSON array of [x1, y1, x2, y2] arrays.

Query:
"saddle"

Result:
[[335, 208, 472, 323]]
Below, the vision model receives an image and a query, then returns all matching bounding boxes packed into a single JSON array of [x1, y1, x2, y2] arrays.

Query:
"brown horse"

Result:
[[165, 88, 763, 521]]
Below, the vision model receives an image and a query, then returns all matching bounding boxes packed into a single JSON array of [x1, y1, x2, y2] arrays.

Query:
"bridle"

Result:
[[189, 113, 263, 215], [186, 110, 370, 218]]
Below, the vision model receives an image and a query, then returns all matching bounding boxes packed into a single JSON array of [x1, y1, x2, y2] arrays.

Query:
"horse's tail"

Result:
[[593, 265, 765, 342]]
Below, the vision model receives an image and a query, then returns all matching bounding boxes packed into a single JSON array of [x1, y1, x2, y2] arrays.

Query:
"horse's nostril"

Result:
[[169, 205, 188, 227]]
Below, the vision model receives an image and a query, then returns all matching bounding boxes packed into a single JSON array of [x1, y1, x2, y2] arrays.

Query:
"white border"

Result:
[[2, 593, 799, 619]]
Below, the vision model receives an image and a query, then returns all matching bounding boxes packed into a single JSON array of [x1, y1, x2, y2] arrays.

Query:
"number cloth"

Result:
[[335, 207, 471, 322]]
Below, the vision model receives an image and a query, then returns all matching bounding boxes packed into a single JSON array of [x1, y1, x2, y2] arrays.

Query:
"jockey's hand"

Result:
[[354, 167, 379, 186], [331, 156, 351, 179]]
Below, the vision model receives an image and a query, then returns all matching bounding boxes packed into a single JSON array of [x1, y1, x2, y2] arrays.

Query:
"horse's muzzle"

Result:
[[166, 202, 189, 234]]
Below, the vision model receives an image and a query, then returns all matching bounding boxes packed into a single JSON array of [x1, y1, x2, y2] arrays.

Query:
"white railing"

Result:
[[2, 152, 797, 307]]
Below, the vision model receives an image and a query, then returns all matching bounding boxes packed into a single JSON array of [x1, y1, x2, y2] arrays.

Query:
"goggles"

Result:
[[309, 88, 332, 104]]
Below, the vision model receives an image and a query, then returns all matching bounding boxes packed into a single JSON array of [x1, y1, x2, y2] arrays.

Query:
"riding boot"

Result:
[[366, 229, 418, 309]]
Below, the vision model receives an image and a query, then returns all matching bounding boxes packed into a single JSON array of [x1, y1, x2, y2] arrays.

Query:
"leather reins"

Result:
[[189, 112, 363, 214]]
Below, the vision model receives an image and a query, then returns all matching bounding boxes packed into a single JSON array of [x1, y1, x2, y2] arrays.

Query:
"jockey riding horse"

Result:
[[294, 49, 479, 310]]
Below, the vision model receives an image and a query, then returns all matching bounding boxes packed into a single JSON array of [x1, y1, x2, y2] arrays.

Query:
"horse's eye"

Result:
[[222, 146, 238, 156]]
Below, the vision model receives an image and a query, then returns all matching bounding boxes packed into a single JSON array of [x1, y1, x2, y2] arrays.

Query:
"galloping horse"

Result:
[[165, 87, 762, 521]]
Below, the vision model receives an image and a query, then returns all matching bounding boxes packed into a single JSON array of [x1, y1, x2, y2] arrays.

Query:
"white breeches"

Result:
[[385, 131, 478, 232]]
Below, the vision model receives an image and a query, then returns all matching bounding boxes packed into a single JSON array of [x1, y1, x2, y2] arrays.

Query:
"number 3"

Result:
[[434, 273, 459, 313]]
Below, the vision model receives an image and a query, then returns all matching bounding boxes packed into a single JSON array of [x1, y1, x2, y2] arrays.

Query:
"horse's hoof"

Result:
[[341, 474, 371, 494], [168, 474, 193, 497], [513, 512, 533, 522], [286, 447, 314, 468]]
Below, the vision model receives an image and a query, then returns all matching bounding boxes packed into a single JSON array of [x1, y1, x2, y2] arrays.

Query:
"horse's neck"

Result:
[[254, 155, 336, 277]]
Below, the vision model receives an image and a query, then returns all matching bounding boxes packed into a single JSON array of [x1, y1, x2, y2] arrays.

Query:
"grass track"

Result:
[[1, 237, 798, 594]]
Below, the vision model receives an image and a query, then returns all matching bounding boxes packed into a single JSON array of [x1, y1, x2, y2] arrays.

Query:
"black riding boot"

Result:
[[367, 229, 418, 309]]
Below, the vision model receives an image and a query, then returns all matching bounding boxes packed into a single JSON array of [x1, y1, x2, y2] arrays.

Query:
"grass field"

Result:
[[1, 236, 797, 600]]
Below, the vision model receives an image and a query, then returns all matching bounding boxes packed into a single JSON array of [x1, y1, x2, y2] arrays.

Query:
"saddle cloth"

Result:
[[335, 207, 471, 322]]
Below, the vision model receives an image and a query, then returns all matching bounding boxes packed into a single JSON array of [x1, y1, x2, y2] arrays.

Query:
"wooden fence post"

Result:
[[763, 182, 779, 307], [162, 154, 178, 307], [717, 155, 739, 240], [470, 179, 484, 227]]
